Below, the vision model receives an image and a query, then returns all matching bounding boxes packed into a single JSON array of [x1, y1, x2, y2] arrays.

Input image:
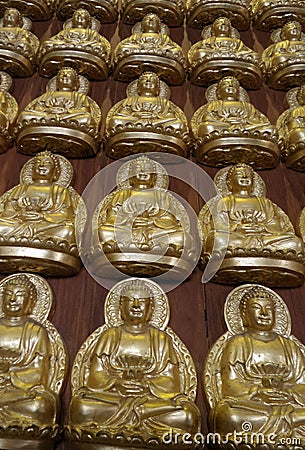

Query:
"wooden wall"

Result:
[[1, 11, 305, 449]]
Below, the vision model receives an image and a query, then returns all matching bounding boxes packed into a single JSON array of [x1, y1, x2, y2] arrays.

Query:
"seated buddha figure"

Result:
[[0, 151, 83, 276], [104, 72, 190, 158], [198, 163, 305, 286], [113, 13, 187, 85], [188, 17, 262, 88], [191, 76, 279, 167], [0, 273, 67, 444], [68, 278, 201, 444], [0, 8, 40, 77], [16, 67, 102, 157], [93, 155, 195, 277], [204, 284, 305, 441], [0, 71, 19, 153], [261, 21, 305, 90], [38, 9, 111, 80], [276, 84, 305, 171], [0, 0, 56, 21], [250, 0, 305, 31]]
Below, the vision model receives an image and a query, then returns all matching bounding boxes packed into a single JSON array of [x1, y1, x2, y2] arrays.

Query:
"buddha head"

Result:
[[216, 77, 240, 101], [137, 72, 160, 97], [3, 8, 23, 28], [120, 282, 154, 326], [56, 67, 80, 92], [239, 286, 276, 333], [72, 8, 92, 29], [297, 85, 305, 106], [32, 150, 61, 183], [211, 17, 232, 38], [226, 163, 254, 195], [128, 155, 158, 189], [141, 13, 161, 33], [2, 275, 37, 318], [280, 20, 302, 41]]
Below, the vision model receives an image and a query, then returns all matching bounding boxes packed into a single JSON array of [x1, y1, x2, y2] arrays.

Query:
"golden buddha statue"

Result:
[[188, 16, 262, 88], [250, 0, 305, 31], [0, 8, 40, 77], [0, 273, 67, 449], [0, 0, 56, 21], [113, 13, 187, 85], [186, 0, 250, 30], [0, 151, 84, 276], [38, 9, 111, 80], [90, 155, 196, 278], [198, 163, 305, 287], [56, 0, 118, 23], [121, 0, 185, 26], [191, 76, 279, 167], [261, 20, 305, 90], [277, 85, 305, 170], [15, 67, 102, 157], [204, 284, 305, 442], [68, 278, 201, 447], [0, 71, 18, 153], [104, 72, 190, 158]]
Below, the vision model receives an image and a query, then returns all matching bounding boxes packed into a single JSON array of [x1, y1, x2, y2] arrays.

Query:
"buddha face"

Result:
[[120, 289, 153, 325], [2, 283, 33, 317], [72, 9, 91, 28], [137, 73, 160, 97], [212, 18, 232, 37], [242, 297, 275, 332], [3, 8, 22, 28], [129, 163, 157, 189], [57, 68, 79, 92], [217, 78, 239, 101], [32, 154, 56, 182], [281, 21, 302, 41], [141, 14, 161, 33], [228, 165, 254, 194]]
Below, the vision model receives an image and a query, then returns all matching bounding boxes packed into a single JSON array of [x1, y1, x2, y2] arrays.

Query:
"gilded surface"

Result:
[[0, 71, 18, 153], [113, 14, 187, 85], [56, 0, 118, 22], [0, 151, 83, 276], [186, 0, 250, 30], [0, 0, 56, 21], [0, 8, 39, 77], [68, 278, 200, 444], [250, 0, 305, 31], [204, 284, 305, 441], [261, 21, 305, 90], [104, 72, 190, 158], [191, 76, 279, 167], [15, 67, 102, 157], [198, 163, 305, 286], [0, 273, 67, 445], [121, 0, 185, 26], [38, 9, 111, 80], [188, 17, 262, 88], [90, 155, 196, 278]]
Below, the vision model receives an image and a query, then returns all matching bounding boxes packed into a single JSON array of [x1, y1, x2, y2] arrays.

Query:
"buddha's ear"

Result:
[[147, 297, 154, 321]]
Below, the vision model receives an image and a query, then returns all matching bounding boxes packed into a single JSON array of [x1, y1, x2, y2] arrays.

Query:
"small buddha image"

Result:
[[186, 0, 250, 31], [90, 155, 196, 278], [38, 9, 111, 80], [277, 85, 305, 170], [204, 284, 305, 441], [121, 0, 185, 26], [104, 72, 190, 158], [0, 0, 56, 21], [68, 278, 201, 446], [113, 13, 187, 85], [0, 71, 18, 153], [198, 163, 305, 286], [250, 0, 305, 31], [0, 273, 67, 448], [188, 16, 262, 88], [261, 20, 305, 90], [0, 151, 84, 276], [15, 67, 102, 157], [191, 76, 279, 167], [56, 0, 118, 23], [0, 8, 40, 77]]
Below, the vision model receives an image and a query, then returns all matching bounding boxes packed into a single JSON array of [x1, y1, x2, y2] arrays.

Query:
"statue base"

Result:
[[0, 0, 54, 20], [39, 50, 110, 81], [104, 131, 188, 159], [16, 125, 99, 158], [195, 136, 279, 168], [265, 63, 305, 90], [121, 0, 184, 26], [252, 3, 305, 31], [0, 49, 35, 78], [0, 424, 61, 450], [186, 0, 250, 30], [189, 59, 262, 89], [113, 54, 185, 85], [56, 0, 118, 22], [0, 438, 55, 449]]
